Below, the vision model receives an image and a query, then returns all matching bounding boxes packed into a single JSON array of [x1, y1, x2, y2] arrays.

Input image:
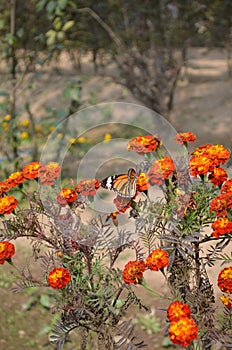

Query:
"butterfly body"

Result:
[[101, 168, 137, 198]]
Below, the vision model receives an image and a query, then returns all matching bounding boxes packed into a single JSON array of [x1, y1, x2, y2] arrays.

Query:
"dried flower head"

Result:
[[122, 260, 146, 284], [174, 132, 196, 144], [75, 179, 100, 196]]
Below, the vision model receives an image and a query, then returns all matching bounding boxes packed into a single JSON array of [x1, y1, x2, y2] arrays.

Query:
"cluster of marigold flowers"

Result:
[[167, 300, 198, 347], [122, 248, 169, 284]]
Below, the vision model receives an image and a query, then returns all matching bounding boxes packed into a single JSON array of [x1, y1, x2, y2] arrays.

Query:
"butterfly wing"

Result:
[[101, 168, 137, 198]]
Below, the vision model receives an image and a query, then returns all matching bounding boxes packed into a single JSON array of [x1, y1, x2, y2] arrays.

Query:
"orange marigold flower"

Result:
[[136, 173, 149, 192], [56, 188, 77, 206], [75, 179, 100, 196], [218, 267, 232, 294], [157, 157, 176, 179], [211, 217, 232, 238], [189, 155, 213, 177], [174, 132, 196, 145], [221, 178, 232, 193], [168, 317, 198, 347], [148, 162, 164, 186], [23, 161, 44, 179], [208, 167, 228, 186], [210, 192, 232, 217], [7, 171, 25, 188], [167, 301, 191, 322], [127, 135, 161, 155], [0, 195, 18, 215], [192, 144, 230, 168], [0, 241, 15, 264], [0, 181, 9, 196], [47, 267, 71, 289], [220, 295, 232, 309], [39, 162, 61, 186], [145, 249, 169, 271], [113, 195, 132, 213], [122, 260, 146, 284]]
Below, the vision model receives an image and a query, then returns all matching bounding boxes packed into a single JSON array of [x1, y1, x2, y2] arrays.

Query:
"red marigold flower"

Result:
[[47, 267, 71, 289], [23, 162, 45, 179], [7, 171, 25, 188], [127, 135, 161, 155], [174, 132, 196, 145], [208, 167, 228, 186], [220, 295, 232, 309], [113, 195, 132, 213], [0, 195, 18, 215], [168, 317, 198, 347], [221, 178, 232, 193], [145, 249, 169, 271], [136, 173, 149, 192], [189, 155, 213, 177], [167, 301, 191, 322], [210, 192, 232, 217], [218, 267, 232, 294], [75, 179, 100, 196], [148, 162, 164, 186], [211, 217, 232, 238], [56, 188, 77, 206], [0, 181, 9, 196], [0, 241, 15, 264], [122, 260, 146, 284], [39, 162, 61, 186]]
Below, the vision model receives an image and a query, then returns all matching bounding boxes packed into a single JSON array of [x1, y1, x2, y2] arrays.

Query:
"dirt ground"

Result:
[[1, 47, 232, 349]]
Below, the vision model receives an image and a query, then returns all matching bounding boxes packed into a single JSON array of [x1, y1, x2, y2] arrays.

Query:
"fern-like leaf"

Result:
[[49, 318, 77, 350], [115, 320, 147, 349]]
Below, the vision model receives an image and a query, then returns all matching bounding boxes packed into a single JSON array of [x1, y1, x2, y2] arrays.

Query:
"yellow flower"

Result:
[[77, 136, 86, 143], [49, 125, 55, 132], [4, 114, 11, 121], [35, 125, 42, 132], [3, 122, 9, 132], [69, 137, 77, 144], [21, 131, 29, 139], [104, 133, 112, 142], [57, 133, 63, 139], [19, 119, 30, 127]]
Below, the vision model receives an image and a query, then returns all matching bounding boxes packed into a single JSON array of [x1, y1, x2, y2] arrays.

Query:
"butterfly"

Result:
[[101, 168, 137, 198]]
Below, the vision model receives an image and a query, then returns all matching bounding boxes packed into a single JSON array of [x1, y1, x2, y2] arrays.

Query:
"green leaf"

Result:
[[57, 31, 65, 41], [17, 28, 24, 38], [53, 17, 62, 31], [36, 0, 47, 11], [62, 20, 75, 32], [58, 0, 68, 10], [46, 0, 57, 14], [40, 294, 51, 309], [0, 19, 4, 30]]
